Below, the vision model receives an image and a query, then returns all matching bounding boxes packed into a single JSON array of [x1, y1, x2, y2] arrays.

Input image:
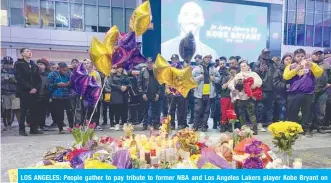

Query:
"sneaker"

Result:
[[95, 126, 103, 131], [257, 123, 267, 132], [114, 124, 121, 131], [109, 126, 115, 130]]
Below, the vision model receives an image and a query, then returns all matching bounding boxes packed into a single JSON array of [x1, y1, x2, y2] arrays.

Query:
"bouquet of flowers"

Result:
[[176, 129, 200, 154], [159, 115, 172, 138], [243, 140, 264, 169], [233, 125, 253, 146], [267, 121, 303, 156], [70, 121, 96, 147]]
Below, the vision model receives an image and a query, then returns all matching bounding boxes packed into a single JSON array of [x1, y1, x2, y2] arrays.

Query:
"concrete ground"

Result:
[[1, 118, 331, 182]]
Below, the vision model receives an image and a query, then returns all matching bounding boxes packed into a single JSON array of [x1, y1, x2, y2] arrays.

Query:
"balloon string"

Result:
[[86, 76, 108, 129]]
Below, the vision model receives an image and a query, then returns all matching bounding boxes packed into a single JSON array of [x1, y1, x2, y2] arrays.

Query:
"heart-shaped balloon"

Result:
[[179, 32, 196, 62], [129, 1, 151, 36], [118, 32, 136, 52], [90, 37, 112, 76], [104, 25, 120, 54]]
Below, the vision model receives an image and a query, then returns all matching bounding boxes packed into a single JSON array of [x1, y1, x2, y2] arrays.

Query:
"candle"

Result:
[[151, 149, 156, 157], [160, 149, 166, 162], [293, 158, 302, 169], [140, 149, 145, 161], [165, 148, 171, 162], [145, 152, 151, 164]]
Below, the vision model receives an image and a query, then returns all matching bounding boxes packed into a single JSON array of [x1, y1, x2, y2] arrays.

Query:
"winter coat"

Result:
[[14, 59, 41, 97], [48, 71, 71, 99], [138, 68, 162, 100], [192, 64, 221, 98], [1, 68, 17, 95], [273, 64, 287, 98], [218, 67, 231, 98], [254, 58, 276, 92], [106, 74, 130, 104], [314, 59, 331, 95]]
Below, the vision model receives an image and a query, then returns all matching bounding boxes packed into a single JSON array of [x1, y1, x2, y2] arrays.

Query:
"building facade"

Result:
[[1, 0, 140, 62]]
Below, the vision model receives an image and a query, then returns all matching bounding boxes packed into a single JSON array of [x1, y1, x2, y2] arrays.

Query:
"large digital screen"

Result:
[[161, 0, 268, 63]]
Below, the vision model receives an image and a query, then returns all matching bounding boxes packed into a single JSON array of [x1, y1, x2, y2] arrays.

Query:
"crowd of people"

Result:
[[1, 47, 331, 137]]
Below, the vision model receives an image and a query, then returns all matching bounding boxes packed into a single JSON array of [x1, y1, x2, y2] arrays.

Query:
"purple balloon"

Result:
[[112, 47, 129, 66], [118, 32, 136, 52], [74, 77, 89, 96], [84, 77, 101, 106], [71, 64, 89, 96]]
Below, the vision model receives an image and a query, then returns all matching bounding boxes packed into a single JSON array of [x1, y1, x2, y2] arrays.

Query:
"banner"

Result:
[[18, 169, 331, 183]]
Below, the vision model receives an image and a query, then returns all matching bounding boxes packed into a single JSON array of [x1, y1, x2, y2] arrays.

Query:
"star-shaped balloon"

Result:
[[70, 63, 89, 96], [129, 1, 151, 36], [90, 25, 119, 76], [153, 54, 198, 98], [84, 76, 101, 106]]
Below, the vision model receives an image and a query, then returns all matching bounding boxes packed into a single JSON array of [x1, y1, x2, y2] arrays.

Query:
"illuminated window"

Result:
[[25, 0, 40, 26], [41, 0, 55, 28], [55, 2, 69, 28]]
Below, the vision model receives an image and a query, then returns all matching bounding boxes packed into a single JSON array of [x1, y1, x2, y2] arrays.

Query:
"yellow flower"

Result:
[[190, 154, 201, 163]]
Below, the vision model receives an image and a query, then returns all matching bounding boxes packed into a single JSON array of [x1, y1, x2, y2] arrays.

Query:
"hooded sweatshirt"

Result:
[[283, 62, 323, 94]]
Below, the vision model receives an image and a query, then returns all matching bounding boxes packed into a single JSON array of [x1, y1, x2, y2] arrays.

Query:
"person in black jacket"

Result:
[[36, 58, 51, 130], [14, 48, 42, 136], [254, 48, 277, 131], [127, 69, 143, 125], [105, 65, 130, 131], [273, 54, 292, 122], [138, 59, 162, 130]]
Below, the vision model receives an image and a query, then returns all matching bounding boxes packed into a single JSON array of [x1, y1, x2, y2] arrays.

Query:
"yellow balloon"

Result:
[[90, 37, 112, 76], [154, 54, 197, 98], [130, 1, 151, 36], [104, 25, 119, 54]]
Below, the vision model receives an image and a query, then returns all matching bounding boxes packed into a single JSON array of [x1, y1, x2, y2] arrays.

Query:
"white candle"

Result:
[[293, 158, 302, 169], [140, 149, 145, 161]]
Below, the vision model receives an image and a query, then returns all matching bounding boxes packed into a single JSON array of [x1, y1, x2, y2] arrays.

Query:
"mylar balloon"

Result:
[[118, 32, 136, 52], [179, 32, 196, 62], [129, 1, 151, 36], [90, 37, 112, 76], [85, 77, 101, 106], [153, 54, 197, 98], [104, 25, 120, 54], [70, 64, 89, 96], [112, 47, 129, 66]]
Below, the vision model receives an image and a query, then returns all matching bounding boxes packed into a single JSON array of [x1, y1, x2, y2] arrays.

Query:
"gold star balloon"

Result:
[[153, 54, 198, 98], [90, 25, 119, 76], [129, 1, 151, 36]]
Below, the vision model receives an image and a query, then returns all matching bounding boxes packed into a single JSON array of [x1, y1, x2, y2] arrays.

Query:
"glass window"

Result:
[[288, 0, 296, 11], [297, 24, 305, 45], [325, 0, 331, 12], [125, 0, 136, 8], [10, 0, 24, 25], [324, 27, 331, 47], [84, 0, 96, 4], [315, 13, 323, 26], [284, 23, 288, 45], [287, 11, 296, 23], [270, 5, 282, 22], [55, 2, 69, 28], [306, 25, 314, 46], [307, 0, 314, 13], [125, 8, 134, 32], [112, 0, 123, 7], [316, 0, 323, 13], [98, 6, 110, 32], [1, 0, 8, 26], [41, 0, 54, 28], [70, 3, 82, 30], [297, 0, 305, 24], [69, 0, 82, 2], [84, 5, 97, 32], [99, 0, 110, 6], [314, 26, 322, 47], [306, 13, 314, 25], [112, 7, 124, 32], [324, 12, 331, 26], [287, 23, 296, 45], [25, 0, 40, 26]]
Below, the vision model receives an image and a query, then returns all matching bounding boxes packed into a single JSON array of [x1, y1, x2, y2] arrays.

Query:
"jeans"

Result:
[[169, 95, 187, 127], [19, 94, 38, 132], [213, 97, 221, 122], [143, 99, 161, 127], [287, 93, 313, 130], [52, 99, 74, 130], [274, 96, 286, 121], [188, 93, 195, 122], [162, 95, 169, 117], [102, 101, 114, 124], [193, 95, 211, 129], [82, 102, 101, 126], [256, 91, 274, 125], [312, 92, 328, 130], [36, 97, 49, 128]]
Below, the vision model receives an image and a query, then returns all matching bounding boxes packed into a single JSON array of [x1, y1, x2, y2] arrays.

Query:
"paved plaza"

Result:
[[1, 118, 331, 182]]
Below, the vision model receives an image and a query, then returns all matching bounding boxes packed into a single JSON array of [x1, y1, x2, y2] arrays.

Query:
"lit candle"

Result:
[[293, 158, 302, 169], [140, 149, 145, 161]]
